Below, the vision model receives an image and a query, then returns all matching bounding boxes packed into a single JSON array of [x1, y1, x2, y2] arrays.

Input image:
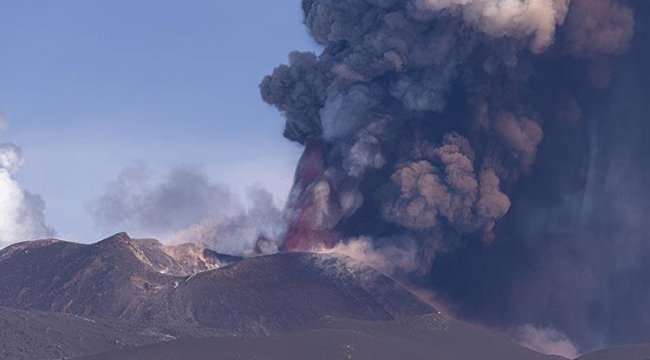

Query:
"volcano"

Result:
[[1, 233, 650, 359], [0, 233, 431, 334]]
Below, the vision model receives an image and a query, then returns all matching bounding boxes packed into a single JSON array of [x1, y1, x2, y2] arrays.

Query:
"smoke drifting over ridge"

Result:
[[0, 116, 54, 247], [261, 0, 647, 351], [89, 163, 285, 256]]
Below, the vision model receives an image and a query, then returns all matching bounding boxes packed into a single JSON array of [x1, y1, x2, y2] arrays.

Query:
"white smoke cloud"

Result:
[[0, 116, 54, 247], [166, 187, 286, 256], [89, 163, 286, 256], [415, 0, 571, 52], [0, 143, 23, 174], [513, 324, 580, 359]]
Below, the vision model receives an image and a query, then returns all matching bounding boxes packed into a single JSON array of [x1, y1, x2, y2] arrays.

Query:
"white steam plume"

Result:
[[0, 115, 54, 247]]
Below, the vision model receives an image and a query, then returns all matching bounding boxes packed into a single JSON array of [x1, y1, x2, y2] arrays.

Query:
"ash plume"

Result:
[[317, 236, 420, 276], [261, 0, 646, 351], [0, 116, 54, 247], [89, 163, 285, 255]]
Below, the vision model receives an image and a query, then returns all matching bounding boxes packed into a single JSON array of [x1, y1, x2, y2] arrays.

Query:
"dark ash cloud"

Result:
[[261, 0, 646, 352]]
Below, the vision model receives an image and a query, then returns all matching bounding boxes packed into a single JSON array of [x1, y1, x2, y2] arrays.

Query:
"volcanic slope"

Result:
[[79, 313, 565, 360], [0, 233, 432, 334]]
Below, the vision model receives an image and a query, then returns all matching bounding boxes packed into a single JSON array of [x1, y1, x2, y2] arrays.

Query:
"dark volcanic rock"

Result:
[[0, 233, 432, 334]]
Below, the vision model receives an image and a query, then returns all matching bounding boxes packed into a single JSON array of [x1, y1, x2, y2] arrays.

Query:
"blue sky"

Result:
[[0, 1, 318, 242]]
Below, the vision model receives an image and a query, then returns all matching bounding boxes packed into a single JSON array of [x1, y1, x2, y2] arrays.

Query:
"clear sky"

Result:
[[0, 0, 318, 242]]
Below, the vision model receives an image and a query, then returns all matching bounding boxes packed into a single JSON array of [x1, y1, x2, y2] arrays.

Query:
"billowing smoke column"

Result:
[[261, 0, 647, 351], [261, 0, 633, 254], [0, 116, 54, 246]]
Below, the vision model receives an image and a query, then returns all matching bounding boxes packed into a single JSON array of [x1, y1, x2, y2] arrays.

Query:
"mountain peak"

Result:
[[98, 232, 132, 244]]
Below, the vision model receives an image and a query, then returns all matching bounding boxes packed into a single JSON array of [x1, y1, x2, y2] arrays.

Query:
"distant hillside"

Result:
[[0, 306, 223, 360], [79, 313, 562, 360]]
